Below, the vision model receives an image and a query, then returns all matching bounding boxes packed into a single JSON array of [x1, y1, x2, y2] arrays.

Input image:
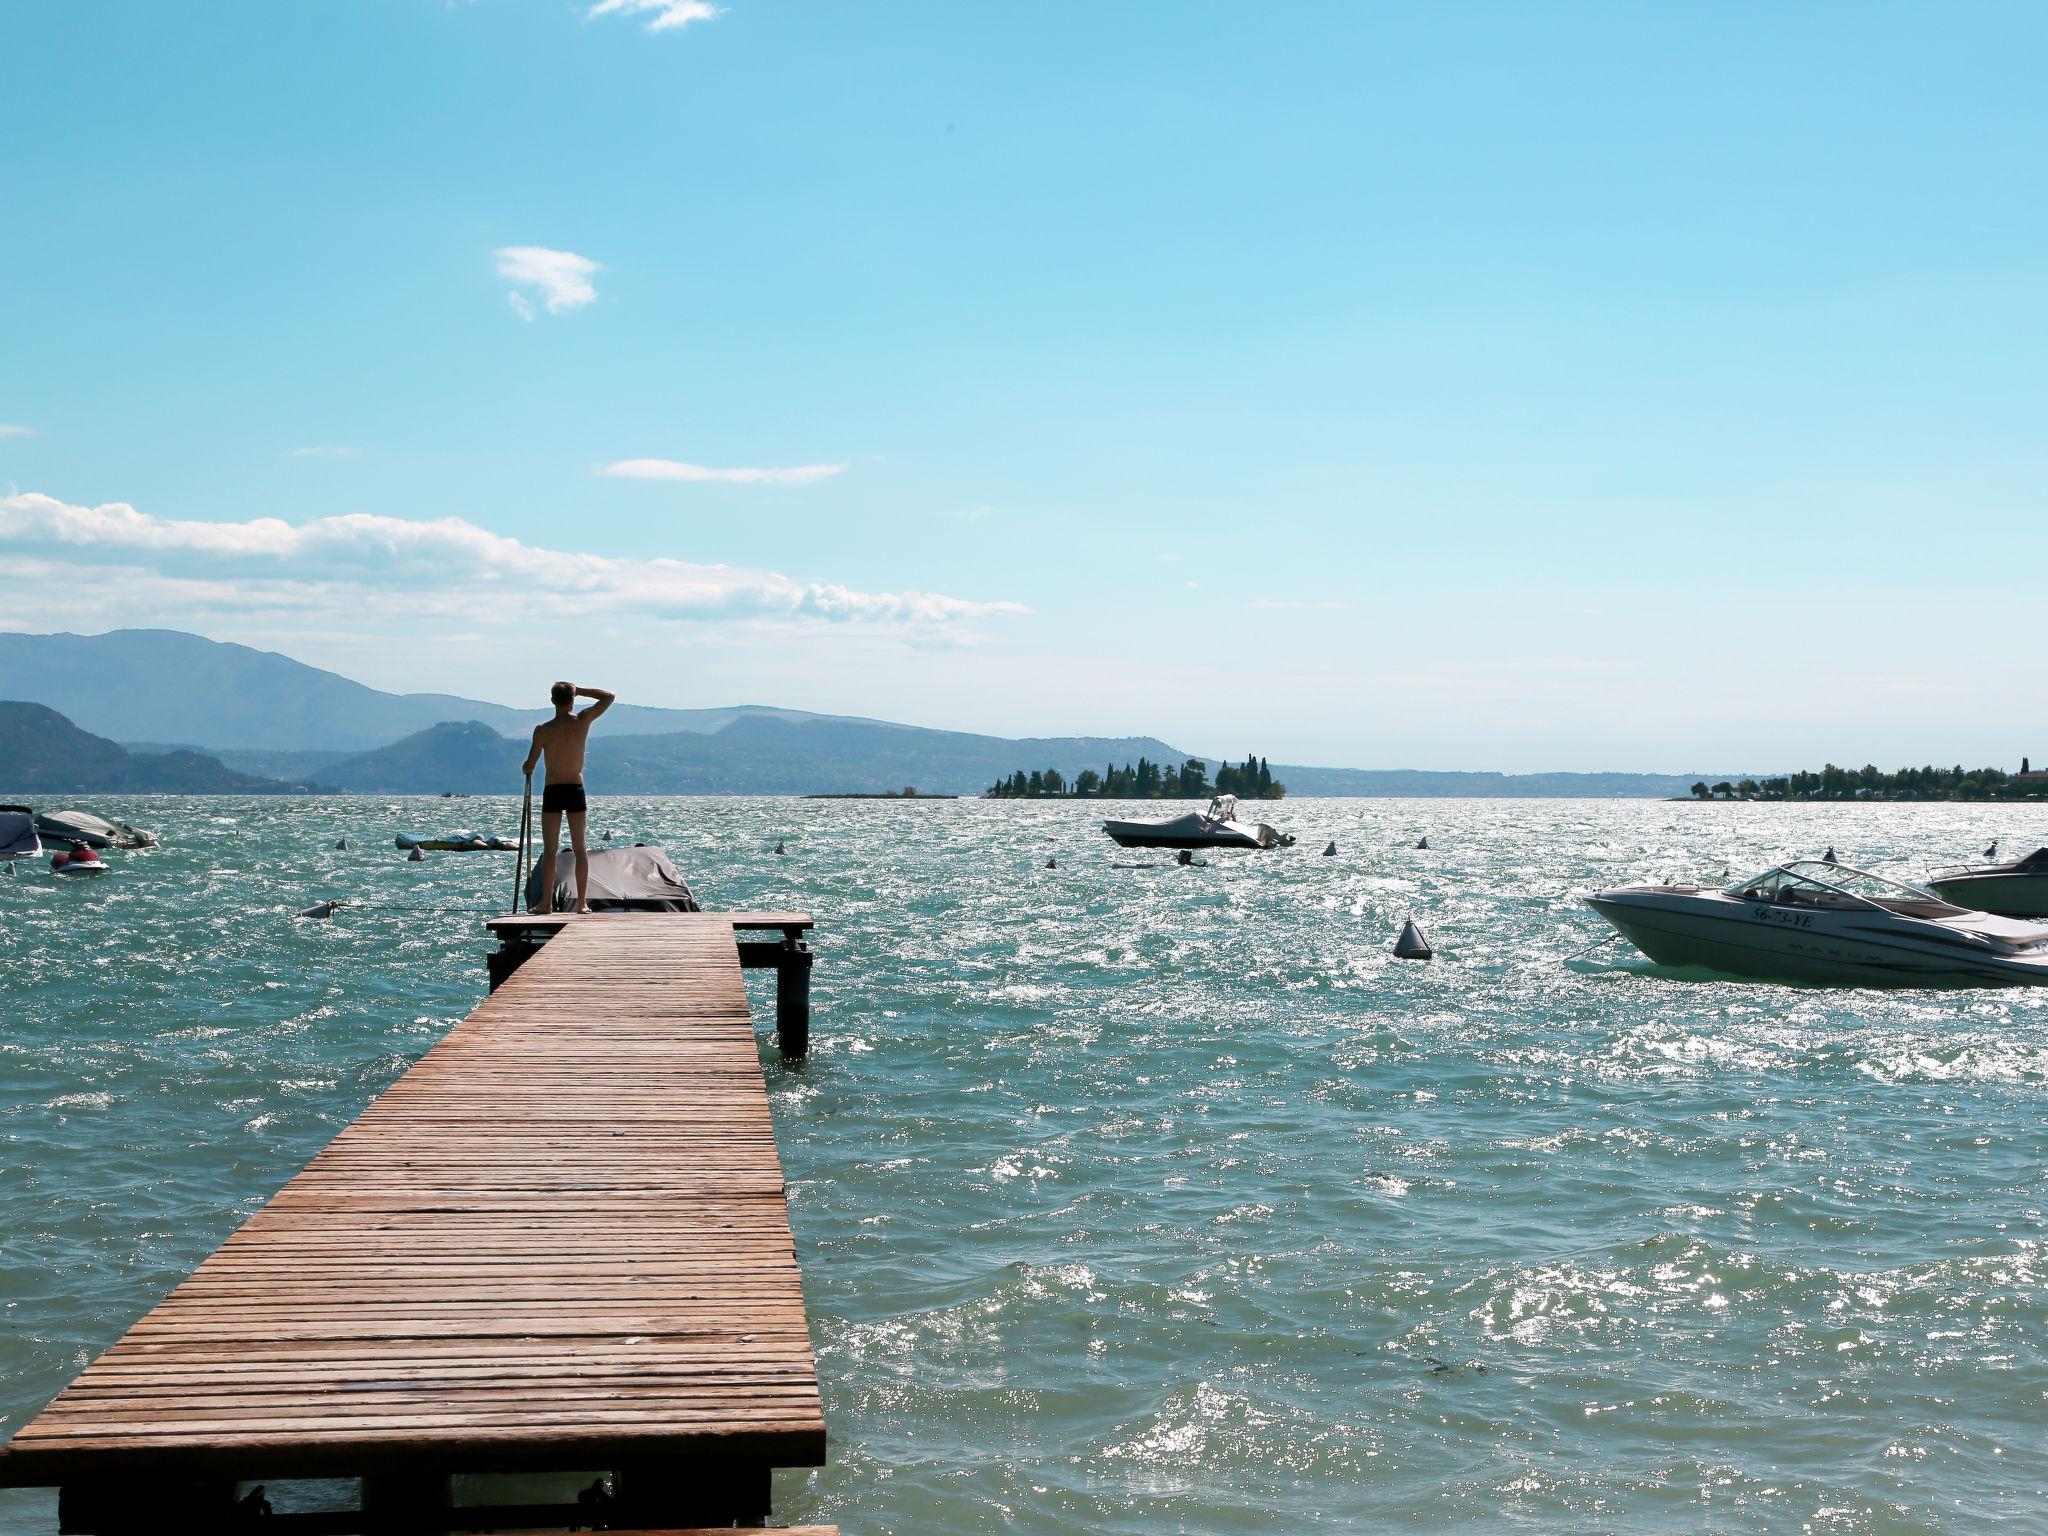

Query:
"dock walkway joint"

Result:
[[0, 913, 824, 1533]]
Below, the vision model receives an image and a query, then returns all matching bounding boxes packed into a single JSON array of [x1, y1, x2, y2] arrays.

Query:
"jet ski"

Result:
[[1103, 794, 1294, 851], [395, 831, 518, 852], [49, 842, 110, 877], [1588, 859, 2048, 988]]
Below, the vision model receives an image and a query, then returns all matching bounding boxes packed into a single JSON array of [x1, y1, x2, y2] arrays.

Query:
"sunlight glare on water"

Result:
[[2, 796, 2045, 1533]]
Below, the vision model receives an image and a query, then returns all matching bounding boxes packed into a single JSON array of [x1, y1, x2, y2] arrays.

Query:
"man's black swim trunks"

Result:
[[541, 782, 587, 814]]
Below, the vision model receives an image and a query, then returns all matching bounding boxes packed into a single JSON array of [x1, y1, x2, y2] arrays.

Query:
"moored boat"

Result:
[[1587, 859, 2048, 988], [396, 832, 518, 852], [1103, 794, 1294, 851], [1925, 847, 2048, 918]]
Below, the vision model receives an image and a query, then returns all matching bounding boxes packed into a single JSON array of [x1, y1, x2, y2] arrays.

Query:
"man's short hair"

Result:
[[550, 681, 574, 706]]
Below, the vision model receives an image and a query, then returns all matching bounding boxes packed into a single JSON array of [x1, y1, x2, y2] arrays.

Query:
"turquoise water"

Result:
[[3, 797, 2046, 1533]]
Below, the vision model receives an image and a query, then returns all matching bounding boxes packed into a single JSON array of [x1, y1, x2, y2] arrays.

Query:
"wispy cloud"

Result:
[[588, 0, 721, 33], [600, 458, 844, 486], [1248, 598, 1350, 611], [0, 424, 39, 439], [292, 445, 360, 458], [0, 491, 1026, 629], [495, 246, 600, 320]]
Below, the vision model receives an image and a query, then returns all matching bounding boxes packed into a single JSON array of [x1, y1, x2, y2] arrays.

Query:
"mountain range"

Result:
[[1, 629, 1728, 797]]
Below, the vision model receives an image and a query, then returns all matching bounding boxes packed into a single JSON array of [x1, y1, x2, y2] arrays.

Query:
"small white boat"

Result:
[[1587, 859, 2048, 988], [1926, 847, 2048, 919], [34, 809, 157, 849], [1103, 794, 1294, 851]]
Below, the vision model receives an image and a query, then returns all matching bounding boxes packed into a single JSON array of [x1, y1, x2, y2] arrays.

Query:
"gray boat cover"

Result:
[[524, 844, 702, 912], [33, 809, 157, 849], [0, 812, 39, 861]]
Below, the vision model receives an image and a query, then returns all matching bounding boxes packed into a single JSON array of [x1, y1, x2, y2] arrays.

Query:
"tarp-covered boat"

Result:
[[33, 809, 157, 849], [396, 832, 518, 852], [1103, 794, 1294, 851], [524, 844, 702, 913]]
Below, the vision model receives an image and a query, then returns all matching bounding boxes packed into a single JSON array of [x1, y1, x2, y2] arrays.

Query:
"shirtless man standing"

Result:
[[522, 681, 614, 914]]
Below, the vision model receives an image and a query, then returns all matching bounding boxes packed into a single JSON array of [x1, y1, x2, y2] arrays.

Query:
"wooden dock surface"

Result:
[[0, 913, 824, 1499]]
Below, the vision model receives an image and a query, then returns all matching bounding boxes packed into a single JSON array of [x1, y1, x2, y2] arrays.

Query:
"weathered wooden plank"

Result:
[[0, 913, 825, 1492]]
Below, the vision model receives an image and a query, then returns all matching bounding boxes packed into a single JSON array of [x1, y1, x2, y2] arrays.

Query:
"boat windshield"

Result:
[[1207, 795, 1240, 823], [1725, 860, 1943, 909]]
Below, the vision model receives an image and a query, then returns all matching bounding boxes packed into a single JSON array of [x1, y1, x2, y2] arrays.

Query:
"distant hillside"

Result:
[[0, 629, 863, 751], [284, 716, 1193, 795], [1271, 766, 1740, 798], [0, 702, 315, 793]]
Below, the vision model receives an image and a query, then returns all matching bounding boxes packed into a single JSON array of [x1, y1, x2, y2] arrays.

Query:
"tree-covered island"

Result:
[[986, 754, 1285, 800], [1690, 759, 2048, 801]]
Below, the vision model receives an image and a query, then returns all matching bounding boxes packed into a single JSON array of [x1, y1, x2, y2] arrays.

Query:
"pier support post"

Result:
[[59, 1478, 234, 1533], [615, 1458, 771, 1526], [776, 937, 813, 1059], [360, 1469, 452, 1532]]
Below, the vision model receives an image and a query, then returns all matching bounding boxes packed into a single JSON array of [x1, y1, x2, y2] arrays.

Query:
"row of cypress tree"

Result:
[[986, 754, 1284, 800]]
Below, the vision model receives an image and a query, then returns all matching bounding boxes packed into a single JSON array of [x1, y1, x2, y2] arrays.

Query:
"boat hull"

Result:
[[1103, 823, 1267, 851], [1926, 871, 2048, 919], [1587, 889, 2048, 988]]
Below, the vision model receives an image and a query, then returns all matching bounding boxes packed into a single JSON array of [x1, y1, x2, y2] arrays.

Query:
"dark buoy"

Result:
[[1985, 840, 1999, 859], [1322, 841, 1337, 856], [775, 840, 787, 855], [1415, 836, 1430, 850], [297, 899, 339, 920], [408, 845, 425, 863], [1821, 847, 1838, 864], [334, 837, 347, 851], [1394, 918, 1434, 960], [1046, 857, 1057, 868]]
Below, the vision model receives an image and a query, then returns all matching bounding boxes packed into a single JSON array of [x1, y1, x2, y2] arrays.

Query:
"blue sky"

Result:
[[3, 2, 2045, 771]]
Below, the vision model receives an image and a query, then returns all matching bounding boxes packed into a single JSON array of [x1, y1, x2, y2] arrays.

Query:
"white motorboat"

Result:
[[1586, 859, 2048, 988], [1102, 794, 1294, 851], [1925, 847, 2048, 919], [0, 809, 40, 873], [33, 809, 157, 849]]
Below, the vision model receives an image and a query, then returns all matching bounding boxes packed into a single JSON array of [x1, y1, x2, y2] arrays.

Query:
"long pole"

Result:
[[513, 771, 533, 914]]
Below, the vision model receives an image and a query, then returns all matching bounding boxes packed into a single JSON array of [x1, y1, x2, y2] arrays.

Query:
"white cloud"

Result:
[[0, 424, 39, 439], [292, 445, 359, 458], [495, 246, 601, 320], [588, 0, 721, 33], [0, 491, 1027, 630], [600, 458, 844, 486]]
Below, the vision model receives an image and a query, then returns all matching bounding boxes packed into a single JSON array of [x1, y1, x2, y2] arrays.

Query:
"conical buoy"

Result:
[[1394, 918, 1433, 960], [334, 837, 347, 850], [1045, 857, 1057, 868], [774, 840, 786, 855], [1822, 847, 1838, 864], [408, 845, 425, 863], [1322, 841, 1337, 856], [1985, 840, 1998, 859], [1415, 836, 1430, 850]]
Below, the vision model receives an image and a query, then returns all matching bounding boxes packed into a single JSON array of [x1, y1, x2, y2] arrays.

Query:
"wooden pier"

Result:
[[0, 911, 830, 1535]]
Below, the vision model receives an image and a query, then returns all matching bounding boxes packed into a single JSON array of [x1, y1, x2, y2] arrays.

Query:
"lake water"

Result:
[[3, 796, 2045, 1533]]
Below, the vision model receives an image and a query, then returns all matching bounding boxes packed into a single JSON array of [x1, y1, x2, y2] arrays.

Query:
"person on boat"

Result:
[[522, 680, 614, 915]]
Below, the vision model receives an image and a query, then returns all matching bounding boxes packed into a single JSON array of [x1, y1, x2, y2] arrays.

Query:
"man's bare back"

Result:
[[521, 681, 613, 914]]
